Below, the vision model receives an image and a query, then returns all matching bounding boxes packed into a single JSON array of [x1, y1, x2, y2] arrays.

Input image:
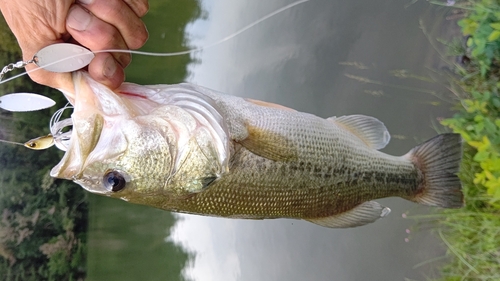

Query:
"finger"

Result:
[[66, 4, 131, 67], [123, 0, 149, 17], [78, 0, 148, 49], [25, 63, 74, 93], [0, 0, 74, 90], [88, 52, 125, 89]]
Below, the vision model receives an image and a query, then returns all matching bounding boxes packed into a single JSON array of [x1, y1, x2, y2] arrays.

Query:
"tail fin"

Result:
[[406, 133, 463, 208]]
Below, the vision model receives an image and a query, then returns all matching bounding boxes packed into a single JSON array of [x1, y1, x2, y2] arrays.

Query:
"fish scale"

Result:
[[169, 143, 419, 219]]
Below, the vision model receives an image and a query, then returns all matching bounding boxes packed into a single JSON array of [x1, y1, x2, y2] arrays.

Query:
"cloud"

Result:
[[167, 214, 241, 281]]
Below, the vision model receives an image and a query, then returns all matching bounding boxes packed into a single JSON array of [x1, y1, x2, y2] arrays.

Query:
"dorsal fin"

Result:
[[327, 115, 391, 150], [245, 98, 297, 112]]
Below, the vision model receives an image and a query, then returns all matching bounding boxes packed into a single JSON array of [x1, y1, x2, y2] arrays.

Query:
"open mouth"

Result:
[[50, 72, 109, 180], [49, 71, 158, 181]]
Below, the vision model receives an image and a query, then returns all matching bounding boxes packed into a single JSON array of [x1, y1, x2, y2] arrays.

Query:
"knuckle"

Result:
[[29, 73, 49, 86], [128, 24, 148, 49]]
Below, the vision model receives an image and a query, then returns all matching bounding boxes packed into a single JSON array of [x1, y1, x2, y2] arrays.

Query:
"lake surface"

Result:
[[87, 1, 460, 280]]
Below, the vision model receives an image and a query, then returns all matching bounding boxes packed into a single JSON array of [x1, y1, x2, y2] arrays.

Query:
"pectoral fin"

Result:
[[305, 201, 391, 228], [328, 115, 391, 150], [238, 124, 298, 162]]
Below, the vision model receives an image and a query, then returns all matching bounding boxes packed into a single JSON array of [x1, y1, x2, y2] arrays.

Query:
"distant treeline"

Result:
[[0, 14, 89, 281]]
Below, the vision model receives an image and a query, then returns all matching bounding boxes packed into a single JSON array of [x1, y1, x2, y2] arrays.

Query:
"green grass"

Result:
[[418, 0, 500, 279]]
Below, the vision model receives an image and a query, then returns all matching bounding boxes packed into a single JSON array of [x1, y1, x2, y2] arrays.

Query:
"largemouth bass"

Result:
[[51, 71, 463, 228]]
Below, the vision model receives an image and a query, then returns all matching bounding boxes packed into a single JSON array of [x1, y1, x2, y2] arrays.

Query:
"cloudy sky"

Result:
[[166, 0, 453, 280]]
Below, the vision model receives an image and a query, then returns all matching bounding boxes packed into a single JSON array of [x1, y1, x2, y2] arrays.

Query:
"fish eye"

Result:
[[103, 170, 127, 192]]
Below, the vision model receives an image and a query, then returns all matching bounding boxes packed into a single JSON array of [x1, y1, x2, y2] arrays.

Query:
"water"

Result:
[[87, 0, 460, 280]]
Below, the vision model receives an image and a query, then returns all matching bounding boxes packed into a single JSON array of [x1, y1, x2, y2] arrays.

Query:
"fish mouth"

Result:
[[50, 71, 120, 180], [50, 71, 161, 181]]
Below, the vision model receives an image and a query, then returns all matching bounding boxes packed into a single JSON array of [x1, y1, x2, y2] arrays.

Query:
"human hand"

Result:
[[0, 0, 149, 92]]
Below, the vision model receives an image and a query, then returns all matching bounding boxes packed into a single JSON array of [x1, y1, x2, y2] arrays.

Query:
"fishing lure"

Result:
[[24, 134, 54, 150], [0, 104, 74, 151], [0, 93, 56, 112], [23, 104, 74, 151], [0, 0, 309, 149]]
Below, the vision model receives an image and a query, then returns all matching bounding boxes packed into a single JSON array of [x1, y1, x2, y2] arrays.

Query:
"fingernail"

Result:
[[77, 0, 94, 4], [103, 57, 117, 79], [67, 5, 91, 31]]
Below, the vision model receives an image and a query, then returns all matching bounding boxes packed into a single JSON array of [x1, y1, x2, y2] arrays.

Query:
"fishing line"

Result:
[[0, 139, 25, 147], [96, 0, 310, 57], [0, 0, 309, 85]]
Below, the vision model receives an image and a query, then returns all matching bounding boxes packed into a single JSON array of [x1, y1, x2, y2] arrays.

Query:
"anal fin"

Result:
[[305, 201, 391, 228]]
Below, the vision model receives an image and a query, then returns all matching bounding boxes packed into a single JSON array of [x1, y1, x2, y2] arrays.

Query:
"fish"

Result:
[[50, 71, 463, 228]]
